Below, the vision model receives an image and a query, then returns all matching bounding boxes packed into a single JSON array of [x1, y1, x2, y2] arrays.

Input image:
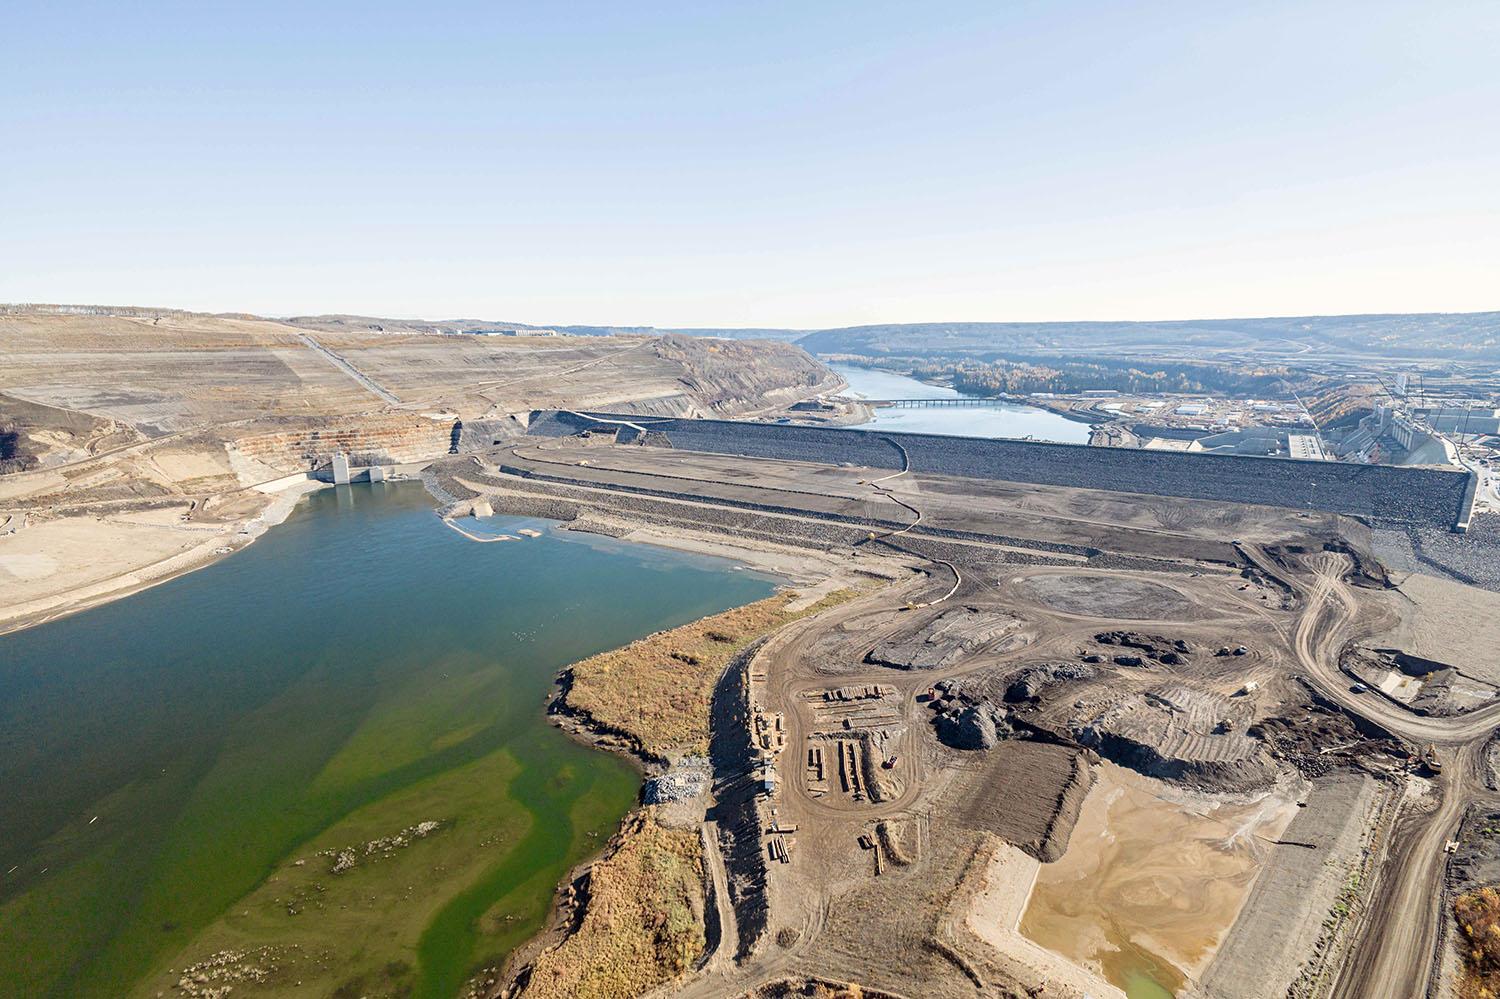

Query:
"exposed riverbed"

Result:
[[0, 482, 775, 998], [831, 363, 1092, 442]]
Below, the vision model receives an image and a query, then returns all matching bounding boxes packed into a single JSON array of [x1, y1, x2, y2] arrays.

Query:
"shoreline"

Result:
[[0, 463, 833, 641], [414, 484, 854, 998], [0, 465, 446, 639], [495, 600, 822, 998], [0, 478, 332, 638]]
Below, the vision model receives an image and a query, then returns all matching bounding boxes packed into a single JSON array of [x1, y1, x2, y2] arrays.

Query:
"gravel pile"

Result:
[[1403, 513, 1500, 591], [643, 756, 713, 803]]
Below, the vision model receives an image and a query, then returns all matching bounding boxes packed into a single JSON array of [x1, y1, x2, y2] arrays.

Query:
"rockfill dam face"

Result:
[[526, 410, 1477, 531]]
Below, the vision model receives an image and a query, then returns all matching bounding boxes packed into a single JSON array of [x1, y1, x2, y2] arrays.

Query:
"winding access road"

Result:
[[1241, 544, 1490, 998], [863, 435, 961, 606], [1333, 744, 1473, 999]]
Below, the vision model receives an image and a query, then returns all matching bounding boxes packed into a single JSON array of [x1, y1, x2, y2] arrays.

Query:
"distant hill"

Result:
[[9, 304, 1497, 359], [282, 314, 584, 337], [788, 312, 1500, 362], [602, 310, 1500, 362], [274, 316, 813, 340]]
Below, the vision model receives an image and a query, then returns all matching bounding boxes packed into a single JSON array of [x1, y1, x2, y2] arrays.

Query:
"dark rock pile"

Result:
[[1093, 631, 1192, 666]]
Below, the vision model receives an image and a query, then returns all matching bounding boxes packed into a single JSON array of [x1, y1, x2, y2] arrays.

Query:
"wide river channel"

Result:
[[832, 362, 1092, 443], [0, 482, 774, 998]]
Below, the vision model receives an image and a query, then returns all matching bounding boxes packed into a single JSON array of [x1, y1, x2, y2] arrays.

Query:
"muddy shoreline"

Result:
[[0, 476, 333, 637]]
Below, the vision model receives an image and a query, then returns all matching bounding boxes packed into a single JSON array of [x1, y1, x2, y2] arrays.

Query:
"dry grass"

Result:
[[1457, 887, 1500, 998], [520, 809, 705, 999], [561, 589, 855, 760]]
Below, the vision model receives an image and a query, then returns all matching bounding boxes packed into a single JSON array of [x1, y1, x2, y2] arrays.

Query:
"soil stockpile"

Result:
[[955, 741, 1092, 862], [1071, 684, 1276, 791], [865, 606, 1021, 670]]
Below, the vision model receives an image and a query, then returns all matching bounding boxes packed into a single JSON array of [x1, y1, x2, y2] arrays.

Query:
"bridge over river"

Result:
[[869, 397, 1017, 408]]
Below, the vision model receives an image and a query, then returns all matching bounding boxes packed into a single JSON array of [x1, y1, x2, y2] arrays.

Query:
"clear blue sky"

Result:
[[3, 1, 1497, 328]]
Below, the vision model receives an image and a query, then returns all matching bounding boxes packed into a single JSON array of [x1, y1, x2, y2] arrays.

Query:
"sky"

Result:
[[3, 1, 1498, 328]]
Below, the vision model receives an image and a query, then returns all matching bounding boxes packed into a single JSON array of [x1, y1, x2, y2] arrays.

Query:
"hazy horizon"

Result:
[[7, 300, 1500, 332], [4, 1, 1497, 327]]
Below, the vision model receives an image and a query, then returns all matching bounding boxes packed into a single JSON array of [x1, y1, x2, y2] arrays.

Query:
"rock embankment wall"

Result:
[[707, 643, 773, 960], [526, 411, 1475, 530], [1400, 514, 1500, 591], [237, 414, 454, 472], [430, 459, 1208, 576]]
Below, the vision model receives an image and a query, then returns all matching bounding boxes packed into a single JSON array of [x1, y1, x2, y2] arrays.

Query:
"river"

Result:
[[831, 363, 1092, 443], [0, 482, 774, 998]]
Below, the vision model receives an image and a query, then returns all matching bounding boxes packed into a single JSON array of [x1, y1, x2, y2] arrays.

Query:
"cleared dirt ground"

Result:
[[445, 435, 1494, 999], [1375, 572, 1500, 685]]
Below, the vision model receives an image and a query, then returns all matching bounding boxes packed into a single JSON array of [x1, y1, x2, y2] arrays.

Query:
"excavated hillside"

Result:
[[0, 308, 837, 434], [1302, 379, 1384, 428], [0, 305, 838, 632]]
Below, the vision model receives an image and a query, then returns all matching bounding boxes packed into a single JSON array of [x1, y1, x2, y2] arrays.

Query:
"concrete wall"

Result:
[[526, 410, 1475, 530], [1429, 414, 1500, 435]]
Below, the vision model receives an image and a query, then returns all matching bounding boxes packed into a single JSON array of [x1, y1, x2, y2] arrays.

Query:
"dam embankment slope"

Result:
[[526, 411, 1475, 531]]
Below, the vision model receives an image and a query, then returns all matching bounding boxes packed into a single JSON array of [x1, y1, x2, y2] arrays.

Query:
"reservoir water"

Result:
[[831, 362, 1092, 443], [0, 482, 775, 998]]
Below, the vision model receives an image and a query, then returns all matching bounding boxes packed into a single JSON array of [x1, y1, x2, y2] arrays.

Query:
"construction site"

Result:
[[7, 305, 1500, 999], [414, 404, 1500, 999]]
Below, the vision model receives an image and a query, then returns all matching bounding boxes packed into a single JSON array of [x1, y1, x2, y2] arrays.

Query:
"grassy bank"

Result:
[[560, 589, 855, 761], [522, 809, 705, 999]]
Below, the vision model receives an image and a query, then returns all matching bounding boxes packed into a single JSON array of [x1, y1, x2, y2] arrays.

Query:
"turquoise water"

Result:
[[831, 362, 1092, 443], [0, 482, 775, 997]]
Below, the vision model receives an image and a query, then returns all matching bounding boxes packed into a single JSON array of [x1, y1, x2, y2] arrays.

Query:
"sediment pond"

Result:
[[0, 482, 775, 998], [1019, 764, 1298, 998]]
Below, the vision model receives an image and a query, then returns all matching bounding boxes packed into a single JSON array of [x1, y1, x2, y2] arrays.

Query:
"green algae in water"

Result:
[[1124, 971, 1176, 999], [1101, 938, 1182, 999], [0, 483, 775, 998]]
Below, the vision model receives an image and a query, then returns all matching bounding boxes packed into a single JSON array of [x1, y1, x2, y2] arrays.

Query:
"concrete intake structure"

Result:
[[526, 411, 1478, 531]]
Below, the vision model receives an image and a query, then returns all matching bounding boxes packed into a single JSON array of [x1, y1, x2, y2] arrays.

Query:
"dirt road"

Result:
[[1250, 544, 1500, 745], [1245, 545, 1489, 997], [297, 333, 402, 405], [1333, 746, 1473, 999]]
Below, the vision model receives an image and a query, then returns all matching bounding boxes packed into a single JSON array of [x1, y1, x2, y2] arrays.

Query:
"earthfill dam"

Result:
[[524, 410, 1479, 531]]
